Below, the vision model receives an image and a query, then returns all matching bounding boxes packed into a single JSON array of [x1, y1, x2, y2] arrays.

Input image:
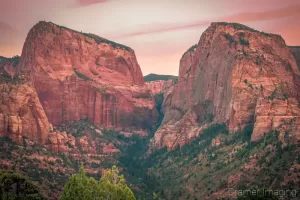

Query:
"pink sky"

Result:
[[0, 0, 300, 75]]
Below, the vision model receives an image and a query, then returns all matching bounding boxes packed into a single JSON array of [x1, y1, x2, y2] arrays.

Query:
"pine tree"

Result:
[[60, 165, 136, 200], [0, 170, 46, 200]]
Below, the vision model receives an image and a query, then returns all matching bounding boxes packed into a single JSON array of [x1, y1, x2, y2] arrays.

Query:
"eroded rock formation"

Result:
[[17, 21, 158, 131], [145, 79, 175, 95], [0, 21, 159, 149], [289, 46, 300, 69], [0, 58, 50, 144], [152, 22, 300, 150]]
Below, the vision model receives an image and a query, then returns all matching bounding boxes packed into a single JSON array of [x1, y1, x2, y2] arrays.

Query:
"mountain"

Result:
[[1, 21, 300, 200], [0, 21, 159, 199], [152, 22, 300, 150], [144, 73, 178, 82]]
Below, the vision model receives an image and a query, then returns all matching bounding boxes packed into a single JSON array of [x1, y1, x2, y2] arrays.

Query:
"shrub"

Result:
[[239, 38, 250, 46], [73, 69, 91, 81], [268, 88, 278, 100]]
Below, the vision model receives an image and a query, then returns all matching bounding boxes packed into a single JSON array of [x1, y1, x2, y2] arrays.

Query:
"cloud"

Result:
[[0, 21, 23, 57], [115, 5, 300, 38], [76, 0, 108, 7], [222, 4, 300, 22]]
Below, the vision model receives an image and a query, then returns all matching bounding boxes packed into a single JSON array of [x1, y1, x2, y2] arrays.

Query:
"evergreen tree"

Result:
[[60, 165, 135, 200], [0, 170, 46, 200]]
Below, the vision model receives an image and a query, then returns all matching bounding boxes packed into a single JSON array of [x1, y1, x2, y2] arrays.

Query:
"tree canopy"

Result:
[[60, 165, 136, 200], [0, 170, 46, 200]]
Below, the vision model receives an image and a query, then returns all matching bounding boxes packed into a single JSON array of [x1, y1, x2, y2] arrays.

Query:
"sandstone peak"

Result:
[[152, 22, 300, 150], [31, 21, 133, 51], [15, 21, 157, 131], [181, 44, 197, 60]]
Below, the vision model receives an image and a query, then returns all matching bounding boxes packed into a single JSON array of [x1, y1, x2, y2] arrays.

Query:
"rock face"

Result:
[[289, 46, 300, 69], [0, 60, 50, 144], [145, 79, 175, 95], [18, 21, 158, 131], [152, 22, 300, 150]]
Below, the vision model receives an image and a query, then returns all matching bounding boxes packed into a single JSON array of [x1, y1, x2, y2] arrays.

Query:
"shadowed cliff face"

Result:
[[152, 22, 300, 150], [289, 46, 300, 70], [16, 21, 158, 132]]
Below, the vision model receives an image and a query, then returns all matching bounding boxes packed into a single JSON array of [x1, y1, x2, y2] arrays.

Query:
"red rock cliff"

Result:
[[289, 46, 300, 69], [17, 21, 158, 131], [0, 58, 50, 144], [152, 22, 300, 150], [145, 79, 175, 95]]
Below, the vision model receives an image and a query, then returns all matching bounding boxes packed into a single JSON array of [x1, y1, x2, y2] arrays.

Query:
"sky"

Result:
[[0, 0, 300, 76]]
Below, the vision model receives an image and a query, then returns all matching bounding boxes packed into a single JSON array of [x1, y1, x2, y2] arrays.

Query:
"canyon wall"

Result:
[[289, 46, 300, 70], [152, 22, 300, 150], [0, 21, 159, 146], [145, 79, 175, 95], [17, 21, 158, 131], [0, 58, 50, 144]]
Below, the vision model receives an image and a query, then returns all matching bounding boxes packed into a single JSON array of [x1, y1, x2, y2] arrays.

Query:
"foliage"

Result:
[[73, 69, 91, 81], [144, 74, 178, 82], [10, 56, 20, 67], [0, 170, 46, 200], [239, 38, 250, 46], [268, 88, 278, 100], [181, 44, 197, 58], [52, 21, 131, 51], [154, 93, 165, 128], [225, 33, 237, 47], [82, 33, 131, 51], [60, 165, 135, 200], [216, 22, 276, 37]]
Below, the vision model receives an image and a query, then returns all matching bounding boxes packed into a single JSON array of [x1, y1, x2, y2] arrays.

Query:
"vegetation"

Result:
[[182, 44, 197, 58], [225, 33, 237, 47], [73, 69, 91, 81], [144, 73, 178, 82], [60, 165, 135, 200], [10, 56, 20, 67], [51, 21, 132, 51], [0, 55, 19, 68], [0, 170, 46, 200], [216, 22, 276, 37], [83, 33, 131, 51], [268, 88, 278, 100], [239, 38, 250, 46], [154, 93, 165, 128]]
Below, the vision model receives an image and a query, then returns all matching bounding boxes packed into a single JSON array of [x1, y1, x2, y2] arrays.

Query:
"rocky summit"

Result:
[[152, 22, 300, 150], [1, 21, 158, 145]]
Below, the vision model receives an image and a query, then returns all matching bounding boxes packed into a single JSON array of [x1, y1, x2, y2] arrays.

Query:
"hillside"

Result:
[[144, 73, 178, 82]]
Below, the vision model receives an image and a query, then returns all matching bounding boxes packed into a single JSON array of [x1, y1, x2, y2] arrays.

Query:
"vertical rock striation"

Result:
[[152, 22, 300, 150], [17, 21, 158, 131]]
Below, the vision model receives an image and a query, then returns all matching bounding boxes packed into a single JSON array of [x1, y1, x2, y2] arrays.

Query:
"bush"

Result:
[[73, 69, 91, 81], [239, 38, 250, 46]]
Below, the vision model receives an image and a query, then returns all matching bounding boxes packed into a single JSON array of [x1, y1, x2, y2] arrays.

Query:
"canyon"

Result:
[[1, 21, 300, 200]]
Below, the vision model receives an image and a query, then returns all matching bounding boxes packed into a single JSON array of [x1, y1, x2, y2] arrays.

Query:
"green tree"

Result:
[[99, 166, 136, 200], [0, 170, 46, 200], [60, 165, 135, 200]]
